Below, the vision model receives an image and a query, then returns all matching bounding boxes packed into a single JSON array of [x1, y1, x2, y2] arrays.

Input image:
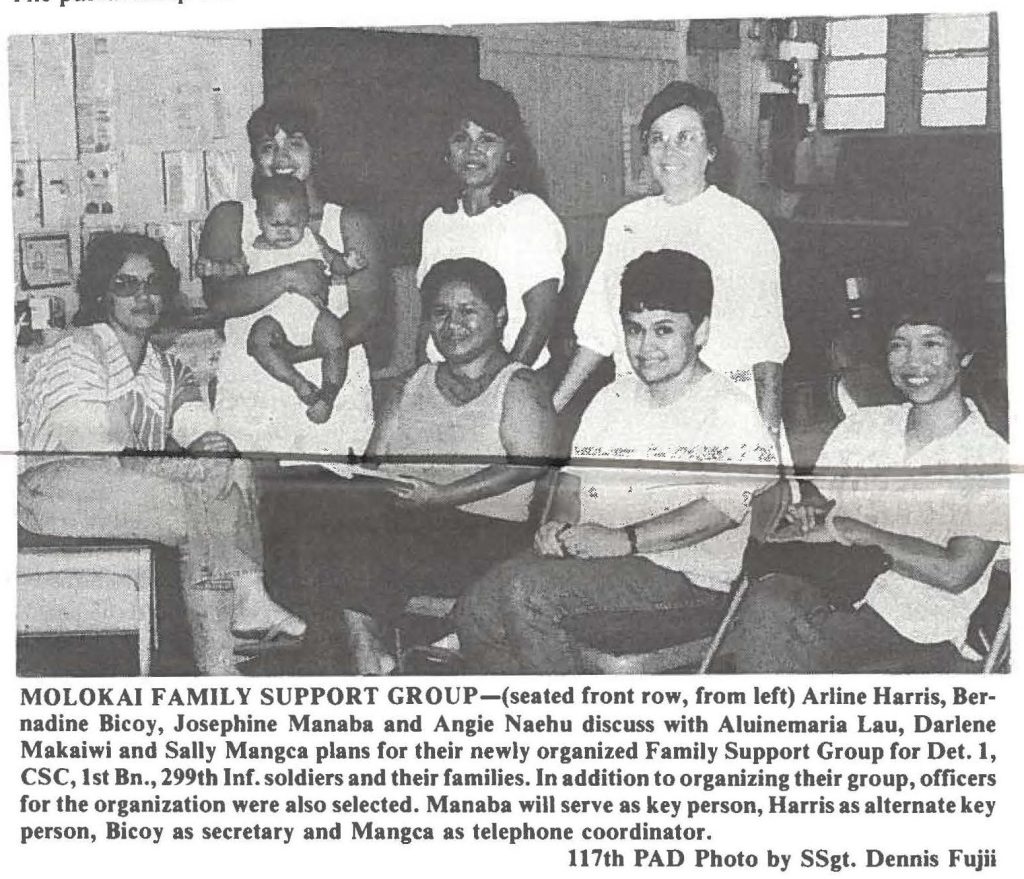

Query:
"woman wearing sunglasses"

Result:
[[18, 233, 304, 675]]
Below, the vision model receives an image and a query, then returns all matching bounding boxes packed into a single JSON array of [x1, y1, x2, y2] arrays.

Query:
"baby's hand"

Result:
[[330, 249, 367, 279], [343, 250, 368, 272]]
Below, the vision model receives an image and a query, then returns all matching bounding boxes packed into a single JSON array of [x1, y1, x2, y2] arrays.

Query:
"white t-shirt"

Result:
[[574, 186, 789, 375], [816, 401, 1009, 647], [417, 193, 566, 366], [569, 369, 777, 592]]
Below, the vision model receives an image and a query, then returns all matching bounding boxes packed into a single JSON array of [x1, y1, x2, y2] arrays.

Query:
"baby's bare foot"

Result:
[[306, 398, 333, 424]]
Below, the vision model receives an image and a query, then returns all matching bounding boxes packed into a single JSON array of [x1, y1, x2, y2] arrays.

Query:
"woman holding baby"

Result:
[[199, 99, 386, 457]]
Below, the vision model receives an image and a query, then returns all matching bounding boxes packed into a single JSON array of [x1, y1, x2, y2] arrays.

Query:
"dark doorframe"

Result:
[[263, 28, 480, 266]]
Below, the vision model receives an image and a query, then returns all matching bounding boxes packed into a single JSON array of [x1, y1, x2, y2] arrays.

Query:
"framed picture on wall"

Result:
[[622, 103, 653, 197], [18, 233, 73, 290]]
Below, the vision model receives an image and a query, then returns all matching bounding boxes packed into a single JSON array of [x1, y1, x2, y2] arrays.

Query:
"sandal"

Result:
[[232, 611, 307, 656]]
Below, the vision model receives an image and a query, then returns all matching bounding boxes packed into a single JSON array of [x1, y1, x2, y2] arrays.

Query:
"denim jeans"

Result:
[[456, 552, 727, 674]]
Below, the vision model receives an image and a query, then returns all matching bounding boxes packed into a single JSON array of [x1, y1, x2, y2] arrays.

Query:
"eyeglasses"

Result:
[[110, 274, 163, 298], [646, 128, 707, 150]]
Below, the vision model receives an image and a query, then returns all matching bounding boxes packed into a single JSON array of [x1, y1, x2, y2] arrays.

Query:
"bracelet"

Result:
[[554, 523, 572, 558], [624, 524, 639, 555]]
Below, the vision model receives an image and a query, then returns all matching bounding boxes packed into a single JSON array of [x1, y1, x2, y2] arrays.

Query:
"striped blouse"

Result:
[[19, 323, 215, 468]]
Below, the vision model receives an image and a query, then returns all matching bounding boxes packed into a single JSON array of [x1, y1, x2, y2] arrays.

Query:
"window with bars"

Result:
[[823, 17, 888, 131], [920, 13, 991, 127]]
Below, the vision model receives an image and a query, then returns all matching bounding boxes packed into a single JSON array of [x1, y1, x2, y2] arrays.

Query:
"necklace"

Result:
[[435, 351, 510, 405]]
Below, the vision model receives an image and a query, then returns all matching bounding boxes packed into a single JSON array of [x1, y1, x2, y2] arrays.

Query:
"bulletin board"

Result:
[[10, 31, 262, 318]]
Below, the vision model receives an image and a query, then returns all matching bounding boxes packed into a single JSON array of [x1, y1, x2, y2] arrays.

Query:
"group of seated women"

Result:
[[16, 78, 1008, 676]]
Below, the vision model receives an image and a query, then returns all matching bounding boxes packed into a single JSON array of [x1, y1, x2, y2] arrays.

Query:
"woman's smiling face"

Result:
[[254, 127, 314, 181], [428, 280, 506, 363], [622, 308, 708, 387], [887, 323, 971, 405], [646, 105, 713, 198], [447, 120, 508, 191]]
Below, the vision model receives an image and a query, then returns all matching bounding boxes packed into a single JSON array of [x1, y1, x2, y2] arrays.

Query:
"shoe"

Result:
[[343, 609, 396, 675], [232, 609, 307, 656]]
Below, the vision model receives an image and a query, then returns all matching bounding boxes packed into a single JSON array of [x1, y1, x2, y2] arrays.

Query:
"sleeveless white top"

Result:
[[214, 201, 374, 457], [244, 228, 327, 347], [382, 362, 533, 521]]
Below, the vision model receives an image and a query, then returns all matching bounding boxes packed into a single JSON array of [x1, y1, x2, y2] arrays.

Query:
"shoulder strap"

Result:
[[318, 202, 344, 252], [490, 362, 527, 402]]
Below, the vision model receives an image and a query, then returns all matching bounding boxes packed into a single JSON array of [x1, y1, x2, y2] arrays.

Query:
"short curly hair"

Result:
[[246, 99, 320, 157], [619, 249, 714, 326], [639, 81, 724, 159], [420, 257, 507, 316]]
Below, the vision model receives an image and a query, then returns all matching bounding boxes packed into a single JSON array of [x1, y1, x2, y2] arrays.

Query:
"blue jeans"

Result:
[[456, 552, 727, 674]]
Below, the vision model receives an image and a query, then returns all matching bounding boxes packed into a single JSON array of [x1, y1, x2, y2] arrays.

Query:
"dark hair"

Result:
[[253, 174, 310, 214], [420, 257, 507, 315], [885, 272, 977, 354], [440, 79, 544, 212], [639, 81, 724, 160], [246, 99, 320, 155], [619, 249, 714, 325], [73, 232, 184, 328]]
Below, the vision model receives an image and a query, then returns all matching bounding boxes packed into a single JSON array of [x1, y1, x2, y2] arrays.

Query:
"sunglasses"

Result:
[[110, 274, 164, 298]]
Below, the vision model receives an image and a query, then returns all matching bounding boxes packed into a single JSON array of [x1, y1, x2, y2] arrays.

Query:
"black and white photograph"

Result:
[[10, 10, 1010, 680], [4, 4, 1021, 877]]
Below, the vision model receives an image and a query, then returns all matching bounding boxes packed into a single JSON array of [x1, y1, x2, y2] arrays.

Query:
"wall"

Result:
[[10, 31, 262, 322]]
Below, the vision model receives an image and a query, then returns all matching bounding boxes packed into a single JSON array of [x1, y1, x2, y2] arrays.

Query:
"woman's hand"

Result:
[[188, 432, 236, 455], [387, 475, 449, 508], [786, 496, 835, 536], [559, 523, 632, 559], [284, 259, 331, 307], [770, 506, 860, 546], [534, 520, 571, 557], [830, 515, 870, 547]]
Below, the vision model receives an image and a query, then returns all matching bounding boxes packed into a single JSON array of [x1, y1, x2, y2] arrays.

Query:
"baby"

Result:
[[200, 175, 365, 423]]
